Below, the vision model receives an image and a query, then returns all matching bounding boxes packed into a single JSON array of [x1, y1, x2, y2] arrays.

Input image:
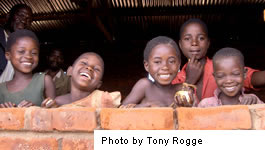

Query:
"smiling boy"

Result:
[[198, 47, 263, 107]]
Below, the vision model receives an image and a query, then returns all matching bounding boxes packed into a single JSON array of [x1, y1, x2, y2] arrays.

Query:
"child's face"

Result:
[[213, 56, 246, 97], [70, 53, 103, 91], [144, 44, 180, 85], [179, 22, 210, 60], [6, 37, 39, 74]]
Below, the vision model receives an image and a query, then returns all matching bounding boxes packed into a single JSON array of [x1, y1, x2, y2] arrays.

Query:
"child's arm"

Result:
[[44, 75, 56, 99], [121, 78, 149, 106], [251, 71, 265, 88]]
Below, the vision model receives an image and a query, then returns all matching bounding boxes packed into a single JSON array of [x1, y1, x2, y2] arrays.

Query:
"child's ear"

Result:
[[178, 40, 182, 50], [244, 68, 248, 79], [144, 60, 149, 72], [67, 66, 73, 76], [96, 81, 102, 89], [143, 60, 149, 72], [5, 52, 10, 60]]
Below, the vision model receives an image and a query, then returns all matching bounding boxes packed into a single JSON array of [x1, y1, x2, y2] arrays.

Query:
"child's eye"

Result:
[[94, 68, 101, 72], [31, 51, 38, 55], [198, 36, 205, 41], [215, 74, 224, 79], [183, 37, 190, 41], [81, 61, 87, 65], [169, 60, 176, 64], [232, 72, 241, 76], [17, 50, 25, 54], [154, 61, 161, 64]]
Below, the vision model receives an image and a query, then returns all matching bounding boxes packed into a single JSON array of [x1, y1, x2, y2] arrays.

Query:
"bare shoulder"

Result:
[[132, 78, 153, 92], [136, 78, 152, 87], [44, 74, 53, 83], [55, 94, 71, 106], [122, 78, 151, 105]]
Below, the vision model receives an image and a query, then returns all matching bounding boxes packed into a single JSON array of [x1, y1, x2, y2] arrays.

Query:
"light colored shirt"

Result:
[[45, 69, 70, 96], [0, 60, 14, 83], [198, 88, 264, 108], [0, 31, 14, 83]]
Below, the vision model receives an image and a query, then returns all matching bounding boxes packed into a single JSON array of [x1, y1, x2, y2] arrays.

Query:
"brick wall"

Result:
[[0, 104, 265, 150]]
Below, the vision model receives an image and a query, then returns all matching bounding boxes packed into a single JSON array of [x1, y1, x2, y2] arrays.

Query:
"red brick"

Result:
[[62, 138, 94, 150], [31, 108, 52, 131], [0, 108, 25, 130], [100, 108, 174, 130], [0, 137, 58, 150], [52, 107, 97, 131], [177, 105, 251, 130]]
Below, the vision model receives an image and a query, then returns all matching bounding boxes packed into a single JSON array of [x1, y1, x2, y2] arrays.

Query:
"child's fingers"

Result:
[[3, 103, 10, 108], [119, 104, 136, 108], [126, 104, 136, 108], [119, 105, 125, 108], [192, 94, 199, 107], [41, 98, 49, 107], [0, 104, 5, 108], [190, 54, 196, 64], [46, 99, 56, 108], [188, 93, 194, 106], [241, 97, 257, 105], [18, 100, 34, 108], [5, 102, 15, 108], [41, 98, 57, 108], [24, 102, 34, 107], [182, 96, 190, 107], [17, 100, 27, 107], [176, 95, 184, 107]]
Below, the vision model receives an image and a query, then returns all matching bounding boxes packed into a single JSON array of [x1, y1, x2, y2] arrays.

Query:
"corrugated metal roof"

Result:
[[0, 0, 264, 41]]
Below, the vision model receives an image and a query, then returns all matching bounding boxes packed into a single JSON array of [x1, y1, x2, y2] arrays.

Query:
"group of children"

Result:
[[0, 18, 264, 108]]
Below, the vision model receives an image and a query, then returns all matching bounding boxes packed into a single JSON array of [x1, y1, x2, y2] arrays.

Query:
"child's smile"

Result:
[[70, 53, 103, 92], [144, 44, 180, 85], [80, 72, 92, 80], [158, 74, 170, 80], [213, 56, 245, 97], [7, 37, 39, 74]]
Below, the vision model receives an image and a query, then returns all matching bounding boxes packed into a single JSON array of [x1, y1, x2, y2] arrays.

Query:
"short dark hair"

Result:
[[6, 29, 39, 52], [143, 36, 180, 61], [179, 18, 208, 39], [213, 47, 245, 69]]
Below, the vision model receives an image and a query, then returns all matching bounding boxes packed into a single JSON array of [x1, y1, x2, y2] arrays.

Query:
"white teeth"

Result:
[[80, 72, 91, 80], [159, 74, 170, 79], [22, 62, 32, 66], [225, 87, 235, 92]]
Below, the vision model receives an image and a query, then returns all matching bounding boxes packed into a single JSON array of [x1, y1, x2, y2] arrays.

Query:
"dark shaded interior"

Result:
[[0, 0, 265, 100]]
